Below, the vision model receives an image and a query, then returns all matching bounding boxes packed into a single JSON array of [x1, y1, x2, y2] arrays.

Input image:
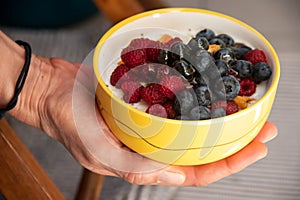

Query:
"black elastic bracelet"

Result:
[[0, 40, 32, 119]]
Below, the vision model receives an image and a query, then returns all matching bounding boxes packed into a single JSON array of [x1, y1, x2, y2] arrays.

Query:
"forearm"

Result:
[[0, 31, 25, 108], [0, 31, 52, 128]]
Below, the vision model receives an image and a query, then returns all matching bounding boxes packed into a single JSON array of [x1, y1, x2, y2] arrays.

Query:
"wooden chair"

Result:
[[0, 1, 167, 199], [0, 118, 64, 200], [0, 118, 105, 200], [93, 0, 167, 24]]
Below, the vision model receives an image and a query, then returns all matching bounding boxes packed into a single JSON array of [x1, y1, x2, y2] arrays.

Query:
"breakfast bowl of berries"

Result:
[[93, 8, 280, 165]]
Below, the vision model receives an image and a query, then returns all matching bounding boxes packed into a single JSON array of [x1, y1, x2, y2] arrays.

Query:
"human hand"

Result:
[[10, 52, 277, 186]]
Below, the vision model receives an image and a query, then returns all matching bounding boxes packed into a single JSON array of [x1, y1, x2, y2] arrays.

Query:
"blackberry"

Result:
[[172, 60, 195, 81], [189, 105, 211, 120], [191, 52, 214, 74], [232, 43, 252, 60], [187, 37, 209, 53], [222, 75, 240, 100], [213, 48, 235, 63], [214, 60, 228, 76], [157, 49, 173, 66], [194, 85, 211, 106], [231, 60, 253, 78], [195, 29, 215, 41], [211, 107, 226, 118], [174, 90, 197, 115], [216, 33, 235, 46], [252, 62, 272, 83], [209, 38, 226, 48], [193, 72, 207, 86], [170, 41, 191, 61]]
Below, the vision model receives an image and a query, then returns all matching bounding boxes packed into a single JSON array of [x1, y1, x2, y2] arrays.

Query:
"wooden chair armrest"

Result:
[[0, 119, 64, 200]]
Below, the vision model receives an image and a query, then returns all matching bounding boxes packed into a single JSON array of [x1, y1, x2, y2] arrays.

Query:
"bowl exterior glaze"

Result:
[[94, 8, 280, 165]]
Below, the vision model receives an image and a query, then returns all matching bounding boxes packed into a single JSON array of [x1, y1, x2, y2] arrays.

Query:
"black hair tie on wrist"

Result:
[[0, 40, 32, 119]]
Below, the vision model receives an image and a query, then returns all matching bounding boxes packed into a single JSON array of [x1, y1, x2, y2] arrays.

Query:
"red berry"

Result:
[[245, 49, 267, 65], [121, 81, 143, 103], [121, 47, 147, 68], [211, 100, 239, 115], [162, 101, 177, 119], [146, 104, 168, 118], [146, 41, 163, 63], [129, 38, 154, 49], [141, 83, 167, 104], [163, 37, 183, 49], [110, 63, 131, 87], [225, 101, 239, 115], [239, 78, 256, 96], [158, 75, 186, 99]]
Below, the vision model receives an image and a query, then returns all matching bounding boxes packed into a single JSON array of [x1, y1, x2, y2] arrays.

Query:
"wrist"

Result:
[[8, 55, 53, 128], [0, 31, 26, 108]]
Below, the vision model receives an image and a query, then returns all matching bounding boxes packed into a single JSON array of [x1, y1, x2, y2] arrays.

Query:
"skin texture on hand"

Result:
[[2, 29, 277, 186]]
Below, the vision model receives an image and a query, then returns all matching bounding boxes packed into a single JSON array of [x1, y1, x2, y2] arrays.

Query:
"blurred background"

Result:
[[1, 0, 300, 199]]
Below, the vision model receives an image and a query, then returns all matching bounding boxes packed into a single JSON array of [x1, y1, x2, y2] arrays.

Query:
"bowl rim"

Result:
[[93, 7, 280, 124]]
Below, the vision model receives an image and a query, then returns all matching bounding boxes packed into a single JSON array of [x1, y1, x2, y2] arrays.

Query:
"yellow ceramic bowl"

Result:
[[93, 8, 280, 165]]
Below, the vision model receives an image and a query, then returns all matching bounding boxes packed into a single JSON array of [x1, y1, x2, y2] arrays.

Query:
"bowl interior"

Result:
[[94, 8, 279, 106]]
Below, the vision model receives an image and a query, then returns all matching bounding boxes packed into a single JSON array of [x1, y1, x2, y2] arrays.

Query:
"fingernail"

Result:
[[258, 149, 268, 160], [264, 134, 277, 143], [157, 171, 185, 185]]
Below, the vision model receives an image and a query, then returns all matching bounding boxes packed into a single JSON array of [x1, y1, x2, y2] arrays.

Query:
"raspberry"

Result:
[[124, 38, 162, 64], [110, 63, 131, 87], [121, 47, 147, 68], [245, 49, 267, 65], [121, 81, 143, 103], [146, 41, 163, 63], [162, 101, 177, 119], [136, 63, 172, 83], [211, 100, 239, 115], [155, 64, 174, 81], [163, 37, 183, 49], [141, 83, 167, 104], [136, 63, 158, 82], [158, 75, 186, 99], [226, 101, 239, 115], [239, 78, 256, 96], [129, 38, 154, 49], [146, 104, 168, 118]]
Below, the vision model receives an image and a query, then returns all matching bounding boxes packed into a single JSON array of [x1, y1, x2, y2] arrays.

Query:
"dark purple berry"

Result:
[[191, 52, 214, 74], [215, 60, 228, 76], [252, 62, 272, 83], [211, 107, 226, 118], [231, 60, 253, 78], [158, 49, 173, 66], [222, 75, 240, 100], [189, 105, 211, 120], [196, 29, 215, 41], [209, 38, 226, 48], [232, 43, 252, 60], [194, 85, 211, 106], [174, 90, 197, 115], [216, 33, 235, 46], [172, 60, 195, 81], [213, 48, 235, 63], [170, 42, 191, 61], [187, 37, 209, 53]]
